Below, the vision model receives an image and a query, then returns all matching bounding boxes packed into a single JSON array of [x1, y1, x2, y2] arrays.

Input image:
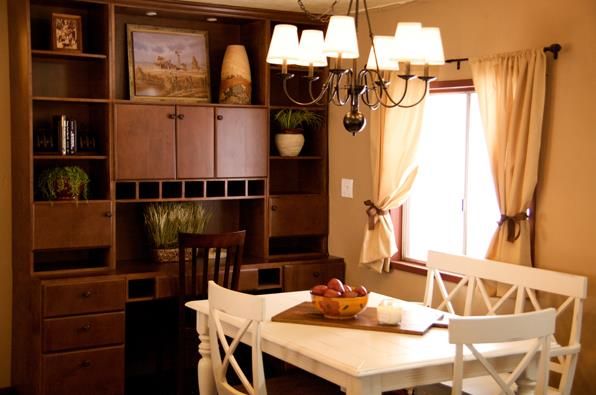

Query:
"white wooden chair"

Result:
[[449, 309, 556, 395], [424, 251, 588, 395], [207, 281, 343, 395]]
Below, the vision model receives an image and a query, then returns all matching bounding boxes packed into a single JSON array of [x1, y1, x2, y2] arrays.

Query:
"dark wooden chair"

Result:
[[177, 230, 246, 395]]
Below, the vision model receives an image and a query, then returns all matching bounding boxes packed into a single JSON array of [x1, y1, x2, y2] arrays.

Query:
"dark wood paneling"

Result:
[[33, 202, 113, 250], [43, 278, 126, 317], [42, 346, 124, 395], [216, 107, 267, 177], [269, 195, 327, 237], [176, 105, 214, 178], [115, 103, 176, 179], [43, 312, 125, 352]]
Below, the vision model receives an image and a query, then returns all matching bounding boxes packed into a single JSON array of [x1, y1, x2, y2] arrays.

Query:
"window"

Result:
[[400, 82, 500, 262]]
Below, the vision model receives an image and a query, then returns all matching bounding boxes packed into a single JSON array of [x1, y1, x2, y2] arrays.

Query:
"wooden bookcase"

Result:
[[8, 1, 342, 394]]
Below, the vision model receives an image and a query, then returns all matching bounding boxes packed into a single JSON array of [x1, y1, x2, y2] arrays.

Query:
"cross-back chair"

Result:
[[449, 309, 556, 395], [208, 281, 344, 395], [424, 251, 588, 395], [177, 230, 246, 395]]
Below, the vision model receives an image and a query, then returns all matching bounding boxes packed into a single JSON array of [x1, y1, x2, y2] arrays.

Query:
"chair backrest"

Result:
[[425, 251, 588, 395], [449, 308, 556, 395], [208, 280, 268, 395], [178, 230, 246, 301]]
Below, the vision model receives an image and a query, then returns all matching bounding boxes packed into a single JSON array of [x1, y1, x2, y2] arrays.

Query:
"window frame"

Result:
[[390, 79, 536, 275]]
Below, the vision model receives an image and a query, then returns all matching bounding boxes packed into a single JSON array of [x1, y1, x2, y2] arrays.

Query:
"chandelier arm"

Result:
[[306, 72, 335, 104], [359, 70, 381, 108], [282, 76, 330, 106], [330, 71, 352, 106], [377, 76, 412, 108], [395, 78, 431, 108]]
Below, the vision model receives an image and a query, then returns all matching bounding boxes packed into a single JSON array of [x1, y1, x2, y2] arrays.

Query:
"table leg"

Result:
[[344, 376, 382, 395], [197, 311, 216, 395], [516, 356, 537, 395]]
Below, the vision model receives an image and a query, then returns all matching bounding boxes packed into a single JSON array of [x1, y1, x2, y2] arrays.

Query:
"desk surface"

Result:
[[187, 291, 543, 394]]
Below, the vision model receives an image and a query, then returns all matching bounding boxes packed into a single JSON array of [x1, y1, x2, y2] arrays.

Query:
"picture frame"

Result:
[[51, 13, 83, 52], [127, 24, 211, 103]]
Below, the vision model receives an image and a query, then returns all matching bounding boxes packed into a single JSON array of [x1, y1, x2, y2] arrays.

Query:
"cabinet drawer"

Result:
[[283, 260, 345, 292], [43, 312, 125, 352], [269, 196, 327, 236], [43, 278, 126, 317], [42, 346, 124, 395], [34, 202, 112, 250]]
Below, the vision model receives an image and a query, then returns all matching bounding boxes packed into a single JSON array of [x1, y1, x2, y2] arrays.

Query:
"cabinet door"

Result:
[[34, 202, 113, 250], [215, 107, 267, 177], [115, 104, 176, 180], [269, 195, 327, 237], [176, 106, 214, 178], [283, 260, 345, 292]]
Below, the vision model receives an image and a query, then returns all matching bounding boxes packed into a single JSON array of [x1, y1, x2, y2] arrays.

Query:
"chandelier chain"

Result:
[[297, 0, 339, 22]]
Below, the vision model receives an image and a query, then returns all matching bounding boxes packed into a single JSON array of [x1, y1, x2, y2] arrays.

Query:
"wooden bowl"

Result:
[[311, 294, 369, 319]]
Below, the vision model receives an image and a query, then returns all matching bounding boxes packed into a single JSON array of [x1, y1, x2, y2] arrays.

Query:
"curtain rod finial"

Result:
[[544, 43, 562, 59]]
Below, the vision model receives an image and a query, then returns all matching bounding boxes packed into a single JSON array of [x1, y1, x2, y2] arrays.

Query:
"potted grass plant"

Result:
[[143, 202, 212, 263], [273, 109, 323, 157], [38, 166, 90, 200]]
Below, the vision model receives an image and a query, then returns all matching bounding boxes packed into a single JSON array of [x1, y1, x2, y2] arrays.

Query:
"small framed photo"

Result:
[[52, 13, 83, 52], [127, 24, 211, 103]]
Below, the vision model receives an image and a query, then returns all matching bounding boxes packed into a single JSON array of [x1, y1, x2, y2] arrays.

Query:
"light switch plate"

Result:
[[341, 178, 353, 198]]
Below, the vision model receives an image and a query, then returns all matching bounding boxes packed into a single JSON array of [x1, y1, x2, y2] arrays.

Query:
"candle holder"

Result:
[[376, 299, 402, 325]]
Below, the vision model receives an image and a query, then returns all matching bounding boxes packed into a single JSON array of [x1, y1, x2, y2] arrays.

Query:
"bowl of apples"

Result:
[[310, 278, 369, 319]]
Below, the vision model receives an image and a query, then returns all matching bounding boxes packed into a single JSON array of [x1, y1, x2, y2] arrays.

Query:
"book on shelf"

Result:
[[52, 115, 77, 155]]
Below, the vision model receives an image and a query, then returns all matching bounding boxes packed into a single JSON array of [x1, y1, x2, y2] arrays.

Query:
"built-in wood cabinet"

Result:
[[9, 1, 340, 394]]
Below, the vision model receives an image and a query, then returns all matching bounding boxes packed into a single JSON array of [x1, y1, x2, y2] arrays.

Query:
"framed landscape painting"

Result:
[[127, 25, 211, 102]]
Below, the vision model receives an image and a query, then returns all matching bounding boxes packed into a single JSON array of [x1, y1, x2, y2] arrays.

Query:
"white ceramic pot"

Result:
[[275, 131, 305, 156], [219, 45, 251, 104]]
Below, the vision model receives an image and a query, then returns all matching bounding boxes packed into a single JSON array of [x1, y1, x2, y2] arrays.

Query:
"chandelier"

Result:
[[266, 0, 445, 135]]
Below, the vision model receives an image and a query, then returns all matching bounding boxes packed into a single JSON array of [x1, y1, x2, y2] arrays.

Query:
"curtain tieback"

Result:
[[364, 200, 387, 230], [498, 212, 529, 242]]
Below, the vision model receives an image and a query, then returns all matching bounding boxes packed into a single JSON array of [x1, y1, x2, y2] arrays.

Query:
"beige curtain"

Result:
[[359, 76, 427, 273], [470, 49, 546, 268]]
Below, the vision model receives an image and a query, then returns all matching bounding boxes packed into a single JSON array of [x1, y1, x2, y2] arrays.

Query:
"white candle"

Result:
[[376, 299, 402, 325]]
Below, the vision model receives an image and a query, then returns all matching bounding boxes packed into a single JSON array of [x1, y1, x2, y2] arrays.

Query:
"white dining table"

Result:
[[186, 291, 541, 395]]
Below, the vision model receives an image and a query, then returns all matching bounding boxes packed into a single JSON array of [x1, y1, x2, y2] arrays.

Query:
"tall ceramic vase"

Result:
[[219, 45, 251, 104]]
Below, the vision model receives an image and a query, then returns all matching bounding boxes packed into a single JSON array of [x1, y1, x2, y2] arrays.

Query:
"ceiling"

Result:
[[185, 0, 413, 14]]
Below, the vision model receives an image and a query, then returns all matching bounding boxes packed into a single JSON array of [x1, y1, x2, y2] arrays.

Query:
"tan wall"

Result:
[[329, 0, 596, 392], [0, 0, 12, 387]]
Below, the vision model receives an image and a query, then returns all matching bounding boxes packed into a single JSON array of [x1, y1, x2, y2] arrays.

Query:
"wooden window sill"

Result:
[[390, 260, 462, 284]]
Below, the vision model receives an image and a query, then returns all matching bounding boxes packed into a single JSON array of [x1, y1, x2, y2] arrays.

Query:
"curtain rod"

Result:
[[445, 43, 562, 70]]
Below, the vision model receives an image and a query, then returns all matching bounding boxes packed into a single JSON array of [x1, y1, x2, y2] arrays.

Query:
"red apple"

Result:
[[343, 290, 359, 298], [310, 284, 328, 296], [344, 284, 353, 293], [323, 289, 342, 298], [354, 285, 368, 296], [327, 278, 345, 293]]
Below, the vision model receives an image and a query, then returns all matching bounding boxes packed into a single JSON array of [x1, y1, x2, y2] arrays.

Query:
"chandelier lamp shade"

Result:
[[266, 0, 445, 135]]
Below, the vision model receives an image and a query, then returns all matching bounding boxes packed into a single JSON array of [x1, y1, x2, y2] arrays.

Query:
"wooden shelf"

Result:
[[32, 96, 109, 103], [31, 50, 107, 60], [34, 154, 108, 160], [270, 156, 322, 160], [269, 104, 327, 111]]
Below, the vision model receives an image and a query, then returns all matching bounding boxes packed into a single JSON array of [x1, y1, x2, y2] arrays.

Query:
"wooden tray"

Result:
[[271, 302, 444, 335]]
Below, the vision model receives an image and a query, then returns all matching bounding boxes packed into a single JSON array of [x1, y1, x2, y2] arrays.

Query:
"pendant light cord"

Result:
[[297, 0, 339, 22]]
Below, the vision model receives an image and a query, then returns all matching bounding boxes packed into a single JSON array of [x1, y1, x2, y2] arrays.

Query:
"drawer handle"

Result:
[[80, 360, 92, 368], [313, 271, 320, 278], [82, 290, 93, 298], [168, 113, 176, 119], [271, 205, 278, 211], [216, 115, 223, 120], [104, 211, 113, 218], [177, 114, 185, 120], [80, 323, 91, 332]]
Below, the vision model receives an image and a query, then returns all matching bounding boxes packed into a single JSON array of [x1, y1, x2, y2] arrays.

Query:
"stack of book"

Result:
[[53, 114, 78, 155]]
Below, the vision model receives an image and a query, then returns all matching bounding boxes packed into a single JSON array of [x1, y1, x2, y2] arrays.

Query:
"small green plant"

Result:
[[273, 109, 323, 131], [38, 166, 90, 200], [143, 202, 212, 249]]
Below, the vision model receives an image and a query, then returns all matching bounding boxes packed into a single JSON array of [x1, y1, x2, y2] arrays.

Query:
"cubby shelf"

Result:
[[115, 179, 266, 201], [31, 49, 107, 60], [32, 96, 109, 103], [34, 154, 108, 160]]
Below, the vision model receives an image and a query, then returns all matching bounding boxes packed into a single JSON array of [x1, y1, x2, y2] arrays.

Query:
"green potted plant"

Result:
[[143, 202, 212, 263], [273, 109, 323, 157], [38, 166, 90, 200]]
